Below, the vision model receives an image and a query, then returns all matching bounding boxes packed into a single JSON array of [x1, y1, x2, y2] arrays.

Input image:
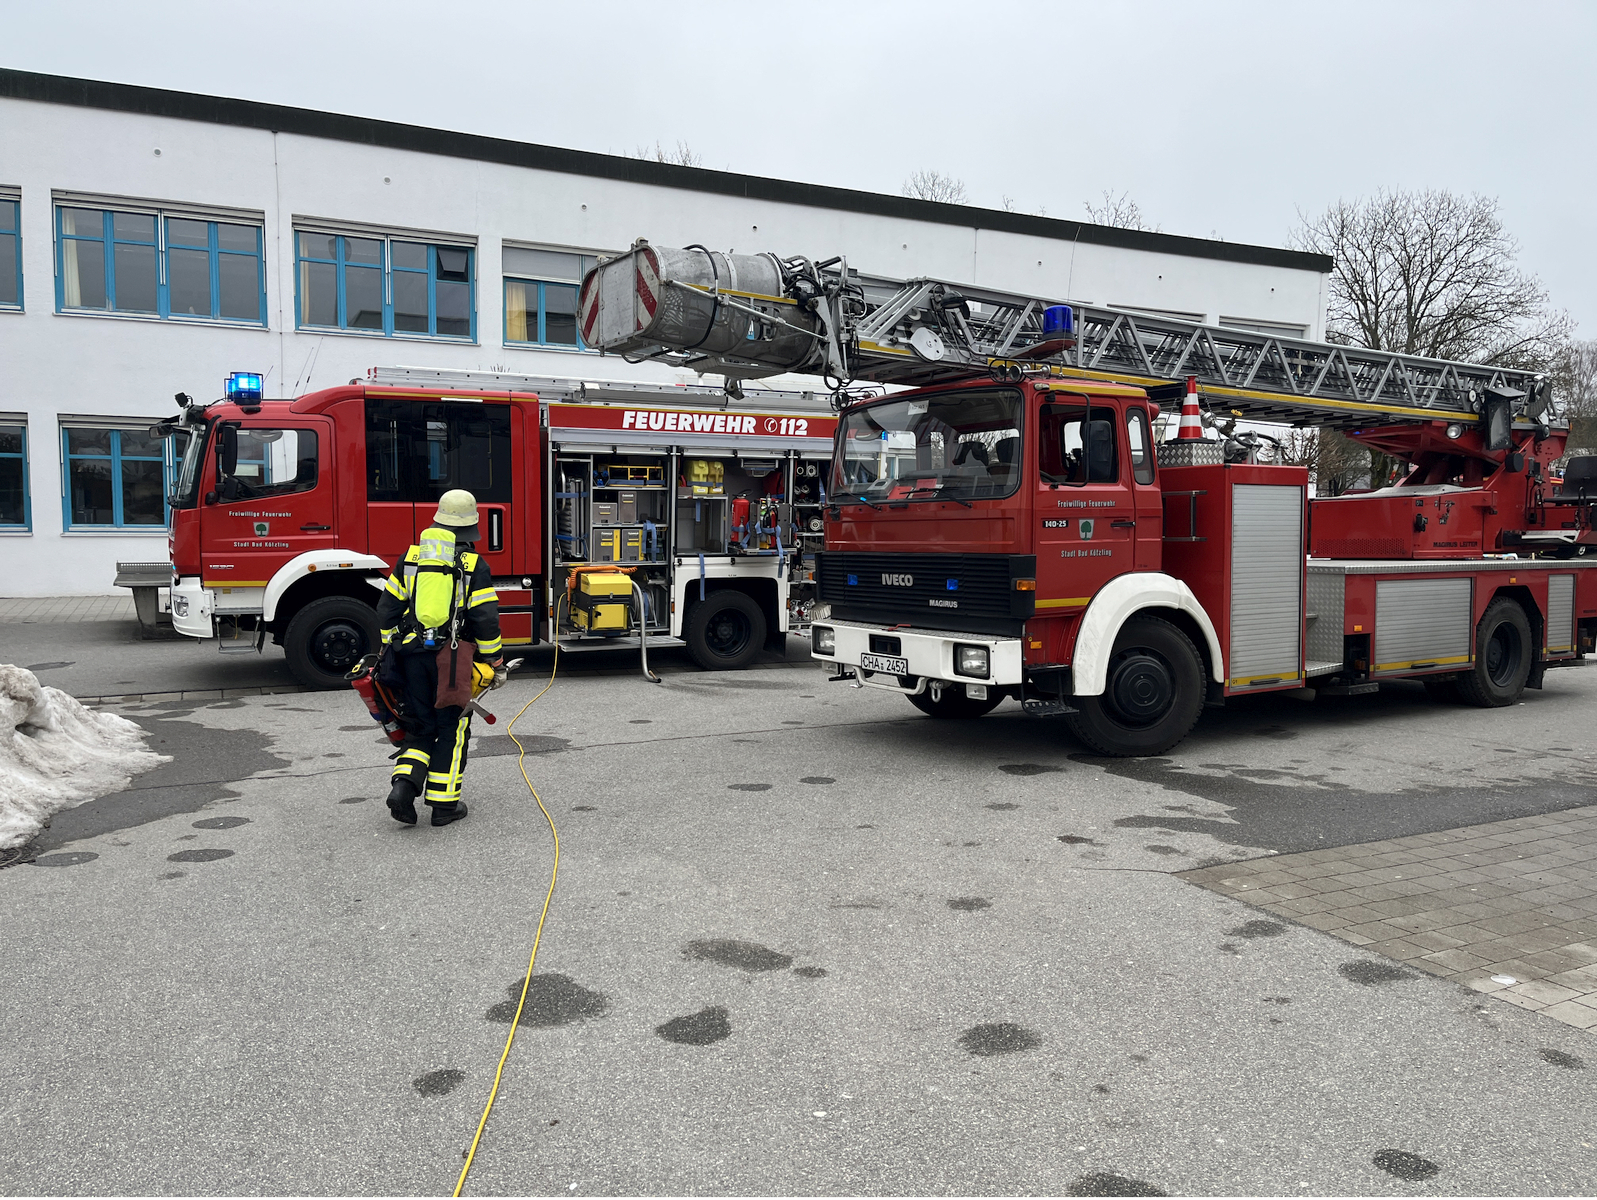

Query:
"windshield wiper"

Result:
[[846, 494, 883, 510], [906, 486, 973, 508]]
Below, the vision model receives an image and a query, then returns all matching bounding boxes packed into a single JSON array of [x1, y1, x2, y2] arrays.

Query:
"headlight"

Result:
[[954, 644, 989, 678], [172, 595, 189, 617], [812, 626, 835, 655], [1445, 422, 1464, 440]]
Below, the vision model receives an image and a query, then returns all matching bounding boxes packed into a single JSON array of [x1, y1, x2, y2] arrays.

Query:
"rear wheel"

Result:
[[284, 596, 380, 689], [1064, 616, 1205, 757], [1455, 598, 1533, 707], [907, 683, 1004, 719], [684, 590, 766, 670]]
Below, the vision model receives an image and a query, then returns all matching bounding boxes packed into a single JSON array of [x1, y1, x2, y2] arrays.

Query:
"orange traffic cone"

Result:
[[1176, 376, 1205, 440]]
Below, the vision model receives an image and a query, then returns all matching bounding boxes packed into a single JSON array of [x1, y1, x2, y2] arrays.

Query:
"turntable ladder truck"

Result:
[[578, 240, 1597, 755]]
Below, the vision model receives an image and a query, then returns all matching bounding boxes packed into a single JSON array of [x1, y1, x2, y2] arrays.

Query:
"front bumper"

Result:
[[169, 576, 215, 638], [811, 618, 1024, 693]]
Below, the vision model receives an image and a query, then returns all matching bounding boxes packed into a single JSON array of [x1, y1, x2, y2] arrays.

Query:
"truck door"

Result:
[[201, 418, 337, 588], [1035, 398, 1136, 603], [1125, 405, 1162, 571]]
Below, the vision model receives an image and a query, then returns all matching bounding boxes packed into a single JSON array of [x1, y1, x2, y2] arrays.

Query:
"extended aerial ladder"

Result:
[[579, 240, 1557, 434]]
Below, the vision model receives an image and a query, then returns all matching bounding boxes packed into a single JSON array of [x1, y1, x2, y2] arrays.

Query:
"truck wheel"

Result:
[[684, 591, 765, 670], [284, 596, 381, 689], [1455, 598, 1532, 707], [907, 685, 1004, 718], [1064, 616, 1204, 757]]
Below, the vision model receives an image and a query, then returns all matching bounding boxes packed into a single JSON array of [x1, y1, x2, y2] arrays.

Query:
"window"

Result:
[[296, 231, 474, 339], [365, 398, 511, 503], [0, 193, 19, 309], [1040, 405, 1119, 485], [503, 247, 598, 348], [1126, 408, 1156, 485], [61, 424, 170, 528], [216, 427, 319, 503], [0, 422, 28, 529], [831, 388, 1024, 503], [56, 204, 266, 323]]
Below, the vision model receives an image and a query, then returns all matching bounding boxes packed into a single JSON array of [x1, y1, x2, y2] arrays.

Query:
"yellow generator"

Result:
[[570, 571, 632, 632]]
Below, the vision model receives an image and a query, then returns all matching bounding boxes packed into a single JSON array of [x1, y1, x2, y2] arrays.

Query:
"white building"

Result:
[[0, 68, 1330, 597]]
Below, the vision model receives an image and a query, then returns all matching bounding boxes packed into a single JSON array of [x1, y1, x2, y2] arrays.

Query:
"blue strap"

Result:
[[776, 530, 784, 578], [698, 553, 706, 601]]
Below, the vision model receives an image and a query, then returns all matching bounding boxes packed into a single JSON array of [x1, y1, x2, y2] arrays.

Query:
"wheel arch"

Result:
[[1486, 584, 1542, 650], [1072, 572, 1224, 696], [264, 551, 388, 627], [681, 576, 780, 642]]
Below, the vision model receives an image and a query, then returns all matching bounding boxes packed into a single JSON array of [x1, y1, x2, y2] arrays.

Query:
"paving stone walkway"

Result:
[[0, 595, 135, 622], [1182, 805, 1597, 1031]]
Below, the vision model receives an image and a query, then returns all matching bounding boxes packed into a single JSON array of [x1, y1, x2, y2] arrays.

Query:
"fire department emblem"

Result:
[[253, 521, 270, 536], [1078, 519, 1094, 540]]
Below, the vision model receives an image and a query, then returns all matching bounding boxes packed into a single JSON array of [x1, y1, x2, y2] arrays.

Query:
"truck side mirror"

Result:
[[217, 424, 238, 477]]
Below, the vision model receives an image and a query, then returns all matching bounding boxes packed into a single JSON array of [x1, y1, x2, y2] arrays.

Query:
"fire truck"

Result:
[[155, 367, 836, 688], [579, 240, 1597, 756]]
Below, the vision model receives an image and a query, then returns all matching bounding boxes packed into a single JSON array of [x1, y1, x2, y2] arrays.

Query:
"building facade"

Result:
[[0, 69, 1330, 597]]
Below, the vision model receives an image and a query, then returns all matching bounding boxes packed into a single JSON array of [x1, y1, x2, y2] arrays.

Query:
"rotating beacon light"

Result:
[[225, 371, 264, 403], [1176, 375, 1205, 441]]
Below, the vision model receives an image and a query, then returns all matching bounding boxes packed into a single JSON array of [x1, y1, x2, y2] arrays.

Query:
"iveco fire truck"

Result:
[[153, 368, 835, 687], [579, 240, 1597, 756]]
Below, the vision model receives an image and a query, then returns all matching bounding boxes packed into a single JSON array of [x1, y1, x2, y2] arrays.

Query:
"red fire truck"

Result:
[[580, 241, 1597, 755], [156, 368, 836, 687]]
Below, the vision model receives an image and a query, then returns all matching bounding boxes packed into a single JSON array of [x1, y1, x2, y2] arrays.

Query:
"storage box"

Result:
[[578, 571, 633, 597], [617, 491, 638, 523], [571, 570, 632, 631], [592, 529, 619, 562], [621, 529, 644, 562], [593, 502, 617, 525]]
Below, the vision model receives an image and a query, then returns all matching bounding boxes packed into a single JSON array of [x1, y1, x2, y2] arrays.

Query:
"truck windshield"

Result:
[[831, 387, 1023, 503], [169, 425, 206, 510]]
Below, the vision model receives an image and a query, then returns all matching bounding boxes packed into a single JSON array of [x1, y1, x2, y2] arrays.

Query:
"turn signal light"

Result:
[[1015, 579, 1036, 591]]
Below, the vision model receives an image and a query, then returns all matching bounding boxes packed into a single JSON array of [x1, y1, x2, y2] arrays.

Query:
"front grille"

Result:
[[816, 551, 1036, 637]]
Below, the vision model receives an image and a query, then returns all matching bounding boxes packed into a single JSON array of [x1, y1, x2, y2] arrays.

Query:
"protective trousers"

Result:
[[389, 647, 471, 806]]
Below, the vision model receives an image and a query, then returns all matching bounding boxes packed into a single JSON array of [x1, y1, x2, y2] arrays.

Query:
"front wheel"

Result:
[[283, 596, 381, 689], [1064, 616, 1205, 757], [1455, 598, 1532, 707], [684, 590, 766, 671], [907, 683, 1004, 719]]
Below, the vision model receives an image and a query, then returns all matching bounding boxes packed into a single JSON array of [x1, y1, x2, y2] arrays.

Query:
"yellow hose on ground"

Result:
[[453, 613, 563, 1197]]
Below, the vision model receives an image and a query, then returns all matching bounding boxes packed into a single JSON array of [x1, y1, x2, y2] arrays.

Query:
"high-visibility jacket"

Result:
[[375, 528, 502, 659]]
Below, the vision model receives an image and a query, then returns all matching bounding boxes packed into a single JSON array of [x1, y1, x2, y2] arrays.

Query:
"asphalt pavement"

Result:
[[2, 620, 1596, 1196]]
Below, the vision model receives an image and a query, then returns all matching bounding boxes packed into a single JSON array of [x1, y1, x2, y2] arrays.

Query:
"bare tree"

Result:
[[634, 140, 704, 168], [1276, 427, 1372, 496], [902, 170, 968, 205], [1084, 190, 1160, 232], [1292, 189, 1572, 368], [1000, 195, 1018, 213], [1552, 337, 1597, 454]]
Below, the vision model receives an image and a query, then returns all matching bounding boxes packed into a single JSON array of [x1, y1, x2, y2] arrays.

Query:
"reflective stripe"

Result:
[[476, 637, 502, 655], [468, 588, 497, 608], [385, 575, 407, 599]]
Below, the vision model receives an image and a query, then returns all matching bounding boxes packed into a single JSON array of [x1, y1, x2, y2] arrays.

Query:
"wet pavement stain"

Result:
[[1540, 1048, 1585, 1069], [728, 783, 772, 792], [175, 835, 199, 841], [800, 776, 835, 785], [30, 852, 99, 867], [1340, 960, 1416, 986], [958, 1022, 1041, 1056], [656, 1005, 731, 1046], [947, 897, 992, 911], [167, 849, 235, 863], [685, 939, 793, 972], [1058, 835, 1102, 846], [158, 871, 185, 880], [1218, 943, 1241, 956], [571, 805, 598, 812], [1262, 996, 1292, 1005], [1092, 1084, 1110, 1094], [192, 816, 251, 830], [484, 974, 609, 1028], [985, 802, 1020, 811], [413, 1069, 465, 1097], [1250, 725, 1298, 740], [629, 719, 653, 724], [1000, 763, 1062, 776], [338, 725, 373, 732], [792, 966, 828, 979], [25, 661, 73, 671], [472, 734, 570, 758], [338, 796, 366, 805], [1227, 919, 1288, 939], [1066, 1172, 1168, 1196], [1144, 844, 1185, 856], [1373, 1149, 1440, 1182]]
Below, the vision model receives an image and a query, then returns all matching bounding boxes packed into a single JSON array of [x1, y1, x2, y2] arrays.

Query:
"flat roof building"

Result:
[[0, 68, 1330, 596]]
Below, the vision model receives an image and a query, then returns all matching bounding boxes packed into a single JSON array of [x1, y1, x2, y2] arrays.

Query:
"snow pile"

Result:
[[0, 664, 169, 850]]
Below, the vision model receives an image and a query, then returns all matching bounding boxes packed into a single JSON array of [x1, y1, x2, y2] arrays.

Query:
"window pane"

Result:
[[543, 283, 577, 345], [502, 246, 580, 280], [218, 253, 260, 321], [393, 270, 428, 333], [365, 399, 510, 503], [228, 429, 318, 498], [168, 218, 209, 247], [113, 212, 156, 242], [63, 237, 108, 309], [217, 223, 258, 253], [113, 243, 158, 312], [0, 233, 16, 306], [392, 241, 427, 270], [67, 427, 113, 456], [0, 200, 15, 232], [435, 279, 470, 337], [61, 207, 104, 238], [435, 247, 470, 283], [120, 428, 165, 458], [346, 265, 384, 329], [345, 236, 383, 266], [169, 247, 212, 316], [299, 231, 338, 261], [299, 259, 337, 326], [0, 425, 22, 454], [69, 458, 114, 524], [119, 457, 166, 524], [504, 280, 534, 343], [0, 456, 22, 525]]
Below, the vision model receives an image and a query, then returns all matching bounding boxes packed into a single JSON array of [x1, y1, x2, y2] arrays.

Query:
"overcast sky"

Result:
[[5, 0, 1594, 335]]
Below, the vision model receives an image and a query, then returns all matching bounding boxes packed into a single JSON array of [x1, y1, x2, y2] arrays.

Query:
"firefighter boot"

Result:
[[386, 777, 419, 825], [430, 800, 468, 827]]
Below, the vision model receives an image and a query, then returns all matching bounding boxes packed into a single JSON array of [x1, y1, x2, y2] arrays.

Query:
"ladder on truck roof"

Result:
[[581, 242, 1553, 431], [364, 365, 832, 412]]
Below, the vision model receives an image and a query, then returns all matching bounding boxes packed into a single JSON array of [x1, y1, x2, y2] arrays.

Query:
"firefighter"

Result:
[[375, 489, 503, 827]]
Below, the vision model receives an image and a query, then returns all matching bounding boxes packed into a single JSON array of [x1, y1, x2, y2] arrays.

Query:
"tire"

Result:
[[684, 590, 766, 671], [1064, 616, 1205, 757], [907, 683, 1005, 719], [1422, 677, 1462, 703], [1455, 598, 1533, 707], [283, 596, 381, 689]]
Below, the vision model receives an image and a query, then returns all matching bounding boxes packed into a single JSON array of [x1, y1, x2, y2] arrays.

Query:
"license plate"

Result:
[[860, 653, 909, 676]]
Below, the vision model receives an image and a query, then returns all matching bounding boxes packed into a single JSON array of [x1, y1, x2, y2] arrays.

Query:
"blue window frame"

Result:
[[61, 425, 171, 529], [295, 231, 475, 340], [503, 247, 597, 349], [0, 423, 29, 530], [0, 197, 20, 310], [55, 205, 266, 324]]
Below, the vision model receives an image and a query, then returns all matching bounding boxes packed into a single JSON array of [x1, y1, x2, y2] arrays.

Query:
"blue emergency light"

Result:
[[225, 372, 264, 403], [1042, 304, 1074, 339]]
